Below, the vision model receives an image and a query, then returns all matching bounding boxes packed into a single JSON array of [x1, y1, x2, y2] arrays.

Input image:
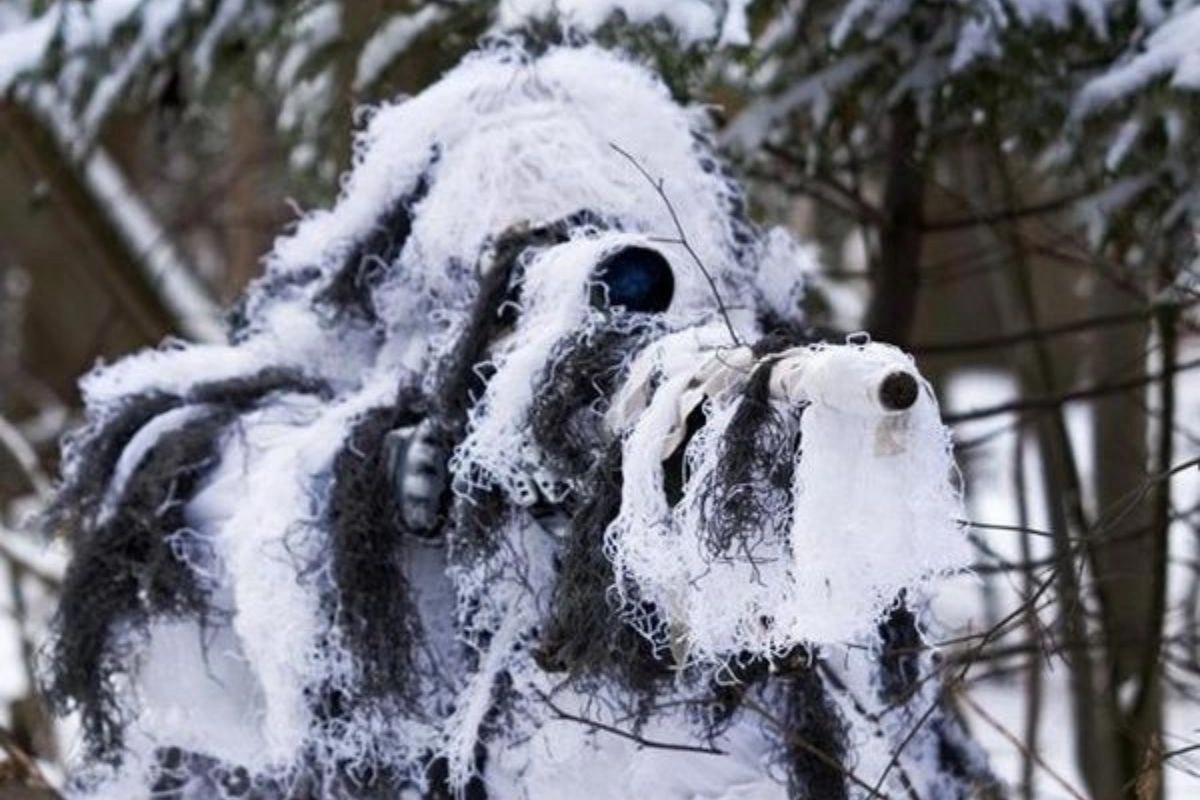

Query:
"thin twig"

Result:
[[609, 143, 742, 346], [959, 692, 1088, 800], [0, 413, 51, 499], [0, 527, 63, 586], [913, 298, 1198, 356], [921, 191, 1088, 232], [0, 725, 59, 795], [738, 695, 894, 799], [1015, 425, 1042, 800], [1159, 741, 1200, 763], [943, 356, 1200, 423], [536, 691, 726, 756], [867, 694, 942, 797]]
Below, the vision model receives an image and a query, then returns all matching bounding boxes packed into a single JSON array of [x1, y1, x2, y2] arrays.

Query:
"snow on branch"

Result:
[[1073, 4, 1200, 118], [498, 0, 751, 44]]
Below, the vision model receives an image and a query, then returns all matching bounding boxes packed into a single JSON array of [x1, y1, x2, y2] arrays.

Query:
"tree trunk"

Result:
[[1088, 271, 1165, 799], [331, 0, 385, 177], [0, 102, 180, 342], [865, 98, 924, 348], [225, 94, 274, 300]]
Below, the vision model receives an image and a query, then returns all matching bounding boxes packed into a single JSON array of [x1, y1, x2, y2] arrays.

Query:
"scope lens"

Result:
[[591, 246, 674, 313]]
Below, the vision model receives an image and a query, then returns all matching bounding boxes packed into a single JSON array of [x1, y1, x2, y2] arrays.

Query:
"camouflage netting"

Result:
[[44, 38, 997, 800]]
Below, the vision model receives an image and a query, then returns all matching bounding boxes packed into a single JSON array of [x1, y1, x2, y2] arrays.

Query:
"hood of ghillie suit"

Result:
[[42, 41, 998, 800]]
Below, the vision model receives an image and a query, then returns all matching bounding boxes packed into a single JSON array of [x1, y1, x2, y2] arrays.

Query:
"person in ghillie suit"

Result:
[[42, 35, 1002, 800]]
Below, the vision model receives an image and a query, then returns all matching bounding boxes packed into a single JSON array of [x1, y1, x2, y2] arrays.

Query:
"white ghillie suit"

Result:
[[44, 40, 1001, 800]]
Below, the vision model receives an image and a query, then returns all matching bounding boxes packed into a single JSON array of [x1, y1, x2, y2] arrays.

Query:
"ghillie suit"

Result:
[[43, 41, 1002, 799]]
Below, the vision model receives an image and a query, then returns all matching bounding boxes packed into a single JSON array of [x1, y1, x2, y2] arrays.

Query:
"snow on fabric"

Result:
[[43, 40, 992, 799]]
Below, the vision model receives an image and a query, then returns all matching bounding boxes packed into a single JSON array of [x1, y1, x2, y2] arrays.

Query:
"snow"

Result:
[[0, 415, 50, 498], [355, 6, 449, 92], [829, 0, 893, 48], [193, 0, 248, 79], [950, 17, 1003, 73], [0, 0, 756, 110], [1074, 4, 1200, 117], [275, 1, 340, 92], [1074, 173, 1155, 248], [0, 0, 167, 93], [0, 527, 67, 587], [1010, 0, 1116, 35], [0, 8, 57, 90], [497, 0, 751, 44], [0, 2, 28, 31], [723, 55, 875, 150], [1104, 116, 1144, 171], [277, 67, 335, 147], [79, 0, 186, 143]]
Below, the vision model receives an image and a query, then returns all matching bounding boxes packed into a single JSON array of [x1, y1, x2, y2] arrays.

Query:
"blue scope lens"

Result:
[[591, 246, 674, 313]]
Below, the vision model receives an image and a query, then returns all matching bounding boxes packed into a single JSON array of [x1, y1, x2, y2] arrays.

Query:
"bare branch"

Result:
[[914, 298, 1199, 356], [536, 691, 726, 757], [922, 192, 1087, 232], [959, 692, 1088, 800], [0, 414, 50, 499], [609, 143, 742, 346], [943, 356, 1200, 423]]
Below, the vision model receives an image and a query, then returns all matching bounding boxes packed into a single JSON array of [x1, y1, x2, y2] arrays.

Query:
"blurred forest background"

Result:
[[0, 0, 1199, 797]]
